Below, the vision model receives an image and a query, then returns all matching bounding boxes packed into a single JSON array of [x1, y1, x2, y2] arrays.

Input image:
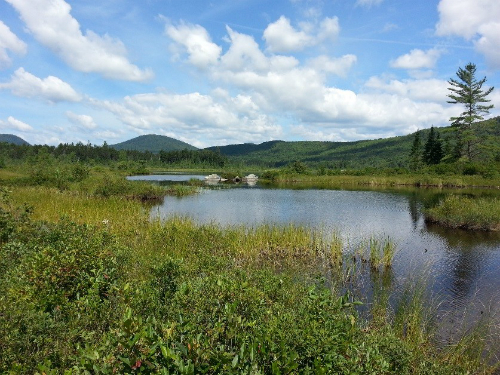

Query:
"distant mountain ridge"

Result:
[[206, 135, 417, 168], [110, 134, 197, 153], [0, 134, 30, 145], [206, 117, 500, 168]]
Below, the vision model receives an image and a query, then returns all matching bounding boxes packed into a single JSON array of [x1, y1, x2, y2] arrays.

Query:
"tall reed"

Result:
[[369, 236, 397, 270]]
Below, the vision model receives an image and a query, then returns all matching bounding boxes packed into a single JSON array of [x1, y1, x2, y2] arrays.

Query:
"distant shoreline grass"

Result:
[[270, 173, 500, 189], [425, 195, 500, 231], [0, 166, 198, 202]]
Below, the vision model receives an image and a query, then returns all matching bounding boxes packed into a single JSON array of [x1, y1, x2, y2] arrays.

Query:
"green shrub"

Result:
[[0, 214, 125, 371], [71, 163, 90, 182]]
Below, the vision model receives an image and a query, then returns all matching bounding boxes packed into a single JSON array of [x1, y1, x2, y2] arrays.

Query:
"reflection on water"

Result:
[[133, 175, 500, 353], [127, 174, 206, 183]]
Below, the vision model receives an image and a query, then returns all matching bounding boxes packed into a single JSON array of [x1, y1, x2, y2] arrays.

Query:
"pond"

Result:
[[133, 174, 500, 350]]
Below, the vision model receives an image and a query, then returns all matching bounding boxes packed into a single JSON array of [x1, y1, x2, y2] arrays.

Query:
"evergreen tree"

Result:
[[423, 127, 443, 165], [409, 130, 423, 171], [430, 132, 443, 164], [447, 63, 494, 160]]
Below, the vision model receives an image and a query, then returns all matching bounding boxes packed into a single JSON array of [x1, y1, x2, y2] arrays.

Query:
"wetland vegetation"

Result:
[[1, 182, 498, 373]]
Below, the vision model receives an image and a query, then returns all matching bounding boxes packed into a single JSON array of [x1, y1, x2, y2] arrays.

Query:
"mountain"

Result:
[[206, 133, 423, 168], [110, 134, 197, 153], [209, 137, 412, 168], [0, 134, 30, 145], [207, 118, 500, 168]]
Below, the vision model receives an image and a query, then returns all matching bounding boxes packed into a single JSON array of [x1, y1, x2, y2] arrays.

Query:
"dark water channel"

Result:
[[130, 174, 500, 354]]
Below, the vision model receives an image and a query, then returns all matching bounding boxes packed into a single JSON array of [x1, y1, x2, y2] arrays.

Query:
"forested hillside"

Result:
[[0, 134, 29, 146], [208, 134, 417, 168], [208, 118, 500, 168], [111, 134, 197, 153]]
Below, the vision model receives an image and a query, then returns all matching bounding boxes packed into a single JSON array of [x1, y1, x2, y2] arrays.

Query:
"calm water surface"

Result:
[[135, 175, 500, 349]]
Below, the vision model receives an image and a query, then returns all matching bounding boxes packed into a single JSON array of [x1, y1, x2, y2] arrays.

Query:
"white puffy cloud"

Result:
[[365, 76, 449, 102], [390, 48, 443, 70], [317, 17, 340, 42], [0, 67, 82, 102], [474, 23, 500, 69], [66, 111, 97, 129], [158, 17, 460, 144], [0, 116, 34, 131], [436, 0, 500, 69], [166, 21, 222, 68], [308, 55, 357, 77], [221, 26, 269, 72], [89, 92, 283, 147], [0, 20, 27, 68], [263, 16, 339, 53], [263, 16, 313, 53], [5, 0, 153, 81]]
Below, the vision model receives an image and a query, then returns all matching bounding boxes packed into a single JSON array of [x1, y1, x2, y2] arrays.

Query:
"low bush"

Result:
[[0, 207, 125, 370]]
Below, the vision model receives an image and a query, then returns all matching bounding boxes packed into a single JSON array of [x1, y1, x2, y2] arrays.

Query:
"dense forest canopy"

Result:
[[209, 118, 500, 169], [0, 142, 227, 169]]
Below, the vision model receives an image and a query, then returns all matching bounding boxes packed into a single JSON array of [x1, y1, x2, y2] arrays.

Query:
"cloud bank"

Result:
[[6, 0, 153, 81], [0, 68, 82, 102], [83, 17, 459, 147], [436, 0, 500, 68], [0, 20, 26, 67]]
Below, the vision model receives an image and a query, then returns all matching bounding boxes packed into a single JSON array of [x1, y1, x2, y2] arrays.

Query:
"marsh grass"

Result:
[[9, 186, 148, 238], [393, 278, 435, 346], [329, 231, 343, 267], [165, 184, 198, 197], [272, 173, 500, 188], [368, 236, 397, 270], [0, 169, 25, 181], [426, 195, 500, 231]]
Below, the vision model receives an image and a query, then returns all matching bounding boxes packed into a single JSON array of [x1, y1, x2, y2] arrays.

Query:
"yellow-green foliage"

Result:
[[0, 169, 25, 181], [9, 186, 147, 227]]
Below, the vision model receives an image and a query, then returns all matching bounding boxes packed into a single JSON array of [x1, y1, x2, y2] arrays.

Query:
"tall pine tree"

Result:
[[447, 63, 494, 160]]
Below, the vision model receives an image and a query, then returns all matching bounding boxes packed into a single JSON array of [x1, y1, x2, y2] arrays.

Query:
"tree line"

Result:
[[0, 142, 227, 168]]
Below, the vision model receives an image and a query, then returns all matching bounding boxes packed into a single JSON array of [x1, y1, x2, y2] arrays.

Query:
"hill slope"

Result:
[[0, 134, 30, 146], [110, 134, 197, 153], [210, 137, 412, 168], [207, 118, 500, 168]]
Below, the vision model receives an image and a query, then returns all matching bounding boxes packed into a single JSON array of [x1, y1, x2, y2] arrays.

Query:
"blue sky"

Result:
[[0, 0, 499, 147]]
